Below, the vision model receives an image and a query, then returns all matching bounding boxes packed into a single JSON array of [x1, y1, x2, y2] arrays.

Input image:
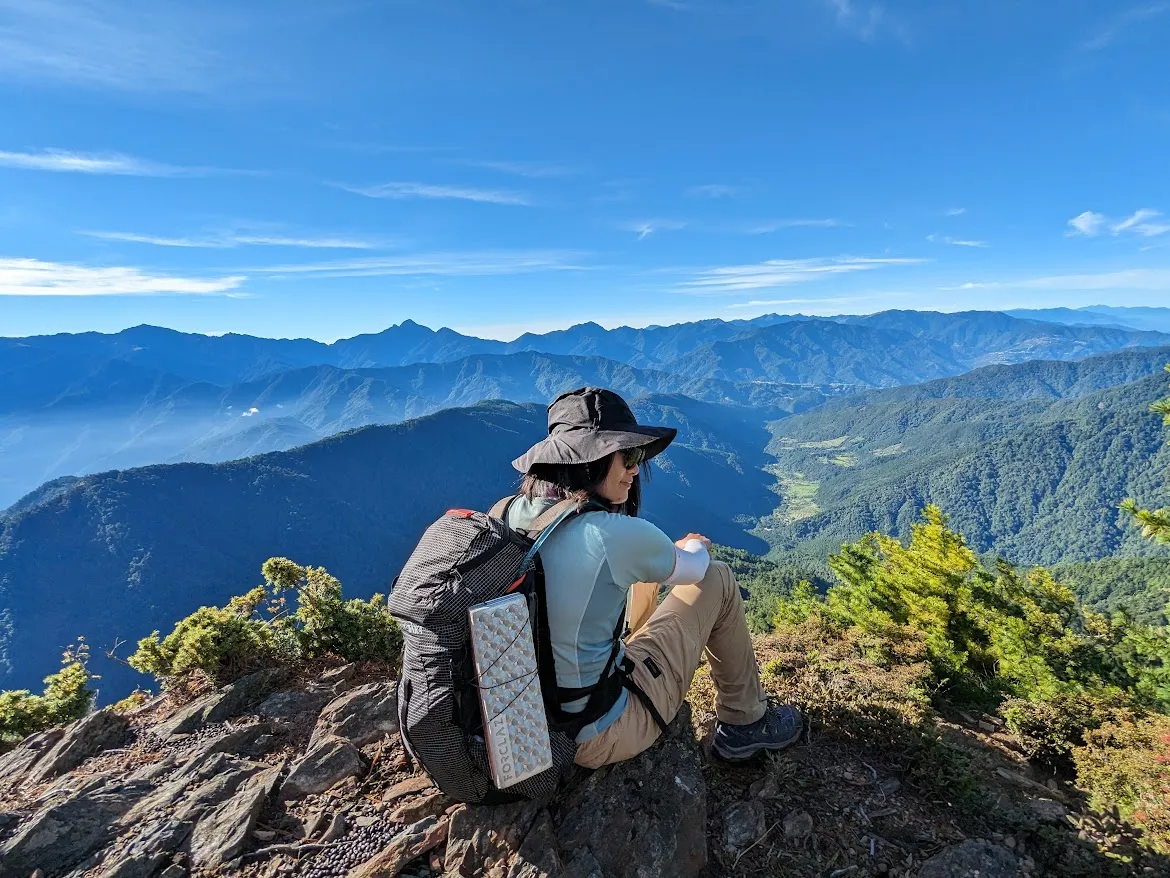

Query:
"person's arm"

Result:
[[601, 516, 711, 588]]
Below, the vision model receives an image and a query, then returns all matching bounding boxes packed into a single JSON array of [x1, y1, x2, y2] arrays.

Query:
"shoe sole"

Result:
[[712, 725, 802, 761]]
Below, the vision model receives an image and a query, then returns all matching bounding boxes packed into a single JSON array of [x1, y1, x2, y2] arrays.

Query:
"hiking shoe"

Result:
[[713, 705, 803, 760]]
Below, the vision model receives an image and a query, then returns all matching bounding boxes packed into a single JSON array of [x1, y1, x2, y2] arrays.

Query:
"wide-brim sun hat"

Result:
[[512, 386, 677, 473]]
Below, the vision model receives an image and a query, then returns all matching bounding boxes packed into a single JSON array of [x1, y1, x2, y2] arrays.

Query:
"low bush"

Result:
[[1001, 687, 1139, 763], [129, 558, 401, 686], [1074, 713, 1170, 855], [0, 639, 95, 742]]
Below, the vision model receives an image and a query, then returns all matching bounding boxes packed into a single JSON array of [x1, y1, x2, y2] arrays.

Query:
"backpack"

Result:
[[388, 495, 661, 804]]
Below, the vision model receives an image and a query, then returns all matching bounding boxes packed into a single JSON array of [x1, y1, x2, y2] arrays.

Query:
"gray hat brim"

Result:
[[511, 425, 676, 473]]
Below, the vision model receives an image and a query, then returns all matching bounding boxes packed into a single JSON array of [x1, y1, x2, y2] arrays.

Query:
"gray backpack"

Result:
[[388, 496, 665, 804]]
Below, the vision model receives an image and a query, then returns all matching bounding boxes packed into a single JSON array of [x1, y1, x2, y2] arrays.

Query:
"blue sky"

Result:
[[0, 0, 1168, 342]]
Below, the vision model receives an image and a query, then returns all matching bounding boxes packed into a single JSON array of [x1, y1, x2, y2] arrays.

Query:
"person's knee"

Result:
[[702, 559, 738, 607]]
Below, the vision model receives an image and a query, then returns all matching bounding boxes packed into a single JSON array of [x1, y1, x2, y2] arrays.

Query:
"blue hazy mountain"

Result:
[[1006, 306, 1170, 334], [0, 349, 831, 509], [0, 397, 779, 698]]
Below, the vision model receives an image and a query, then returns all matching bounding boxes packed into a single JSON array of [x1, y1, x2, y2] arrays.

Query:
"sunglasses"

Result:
[[621, 446, 648, 469]]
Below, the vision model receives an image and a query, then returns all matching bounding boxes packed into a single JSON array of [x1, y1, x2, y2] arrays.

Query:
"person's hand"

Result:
[[676, 533, 711, 551]]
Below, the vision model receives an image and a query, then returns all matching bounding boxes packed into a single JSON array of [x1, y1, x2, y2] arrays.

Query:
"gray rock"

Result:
[[0, 728, 65, 791], [309, 681, 398, 749], [158, 866, 186, 878], [0, 776, 152, 878], [555, 705, 706, 876], [1027, 798, 1068, 824], [445, 704, 706, 878], [782, 809, 813, 842], [25, 709, 130, 785], [187, 762, 282, 869], [279, 735, 367, 800], [348, 816, 450, 878], [917, 840, 1023, 878], [255, 690, 328, 722], [722, 800, 766, 853], [203, 667, 289, 724], [97, 819, 193, 878], [150, 694, 222, 738]]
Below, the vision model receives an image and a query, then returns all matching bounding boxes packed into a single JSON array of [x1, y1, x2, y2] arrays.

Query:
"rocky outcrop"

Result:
[[280, 735, 367, 800], [309, 681, 398, 749], [28, 708, 130, 783], [151, 668, 288, 738], [918, 840, 1024, 878], [442, 704, 707, 878]]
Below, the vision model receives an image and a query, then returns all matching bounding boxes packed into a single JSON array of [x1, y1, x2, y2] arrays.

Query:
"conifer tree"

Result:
[[1122, 364, 1170, 543]]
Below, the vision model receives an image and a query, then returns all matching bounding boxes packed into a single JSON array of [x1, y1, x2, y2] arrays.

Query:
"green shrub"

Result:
[[1002, 687, 1139, 763], [129, 558, 401, 686], [0, 639, 95, 741], [1074, 713, 1170, 855]]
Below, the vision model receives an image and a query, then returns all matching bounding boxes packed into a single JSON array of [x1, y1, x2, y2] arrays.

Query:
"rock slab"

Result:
[[918, 840, 1023, 878], [444, 703, 706, 878], [310, 681, 399, 749]]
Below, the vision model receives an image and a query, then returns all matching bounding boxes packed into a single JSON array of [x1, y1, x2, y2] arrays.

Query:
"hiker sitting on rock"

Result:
[[505, 387, 802, 767]]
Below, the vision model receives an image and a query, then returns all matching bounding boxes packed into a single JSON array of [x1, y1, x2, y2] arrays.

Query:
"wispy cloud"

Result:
[[0, 257, 244, 296], [726, 293, 899, 309], [256, 250, 587, 279], [337, 181, 531, 206], [1067, 208, 1170, 238], [680, 256, 925, 294], [619, 219, 688, 240], [944, 207, 967, 217], [458, 159, 578, 178], [687, 184, 739, 198], [743, 218, 844, 233], [83, 230, 387, 249], [823, 0, 905, 43], [0, 0, 231, 92], [927, 234, 989, 248], [945, 268, 1170, 293], [1081, 3, 1169, 52], [0, 148, 234, 177]]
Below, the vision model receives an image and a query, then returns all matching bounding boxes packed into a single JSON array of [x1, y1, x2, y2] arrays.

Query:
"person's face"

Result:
[[597, 449, 641, 505]]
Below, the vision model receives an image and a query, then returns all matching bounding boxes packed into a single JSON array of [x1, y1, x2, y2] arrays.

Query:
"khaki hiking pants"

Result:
[[573, 560, 768, 768]]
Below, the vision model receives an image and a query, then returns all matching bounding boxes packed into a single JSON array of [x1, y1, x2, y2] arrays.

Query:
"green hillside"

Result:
[[760, 366, 1170, 566]]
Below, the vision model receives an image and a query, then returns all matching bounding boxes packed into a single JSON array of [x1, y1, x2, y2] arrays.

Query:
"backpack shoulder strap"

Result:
[[528, 497, 583, 534], [488, 496, 515, 519]]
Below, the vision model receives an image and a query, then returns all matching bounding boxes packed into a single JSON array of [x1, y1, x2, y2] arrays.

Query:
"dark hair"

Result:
[[520, 452, 650, 517]]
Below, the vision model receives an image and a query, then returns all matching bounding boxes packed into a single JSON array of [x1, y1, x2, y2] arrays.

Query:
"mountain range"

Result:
[[761, 346, 1170, 565], [3, 307, 1170, 699], [0, 395, 781, 697], [5, 309, 1169, 510]]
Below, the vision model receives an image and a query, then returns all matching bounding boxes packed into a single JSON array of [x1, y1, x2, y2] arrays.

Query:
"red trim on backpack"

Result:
[[445, 509, 476, 518], [507, 574, 527, 593]]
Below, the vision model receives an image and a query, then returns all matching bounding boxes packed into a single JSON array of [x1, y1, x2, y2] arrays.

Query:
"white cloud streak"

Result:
[[681, 256, 925, 294], [459, 159, 577, 178], [0, 0, 227, 92], [745, 218, 844, 233], [0, 148, 230, 177], [1067, 208, 1170, 238], [83, 230, 385, 249], [620, 219, 688, 240], [944, 207, 967, 217], [0, 258, 244, 296], [1081, 3, 1169, 52], [824, 0, 903, 42], [927, 234, 989, 248], [337, 181, 531, 206], [687, 184, 739, 198], [945, 268, 1170, 293], [256, 250, 587, 279]]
